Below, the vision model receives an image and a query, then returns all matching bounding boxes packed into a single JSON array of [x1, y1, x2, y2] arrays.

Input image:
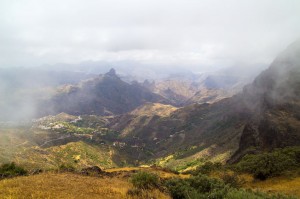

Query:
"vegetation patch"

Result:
[[0, 172, 170, 199], [0, 162, 27, 178], [126, 167, 298, 198], [175, 158, 204, 172], [234, 147, 300, 180], [50, 122, 94, 134], [188, 161, 222, 175], [164, 174, 296, 199], [174, 146, 206, 160], [130, 171, 160, 189]]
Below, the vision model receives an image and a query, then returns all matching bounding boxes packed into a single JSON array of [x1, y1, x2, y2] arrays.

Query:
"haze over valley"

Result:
[[1, 0, 300, 198]]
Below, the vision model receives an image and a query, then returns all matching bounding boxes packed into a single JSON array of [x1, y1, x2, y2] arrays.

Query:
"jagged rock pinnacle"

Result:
[[105, 68, 118, 78]]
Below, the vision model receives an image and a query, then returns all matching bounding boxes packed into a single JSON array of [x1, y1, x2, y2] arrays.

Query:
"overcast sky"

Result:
[[0, 0, 300, 72]]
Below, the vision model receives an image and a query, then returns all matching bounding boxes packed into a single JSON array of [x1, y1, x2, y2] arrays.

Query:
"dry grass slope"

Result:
[[131, 103, 178, 117], [211, 171, 300, 198], [245, 176, 300, 198], [0, 172, 170, 199], [105, 167, 190, 179], [12, 141, 116, 170]]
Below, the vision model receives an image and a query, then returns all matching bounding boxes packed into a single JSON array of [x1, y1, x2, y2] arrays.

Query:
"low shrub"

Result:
[[192, 161, 222, 175], [0, 162, 27, 178], [221, 172, 245, 188], [234, 147, 300, 180], [225, 188, 297, 199], [189, 174, 226, 193], [164, 174, 295, 199], [164, 177, 193, 199], [164, 174, 228, 199], [130, 171, 160, 189]]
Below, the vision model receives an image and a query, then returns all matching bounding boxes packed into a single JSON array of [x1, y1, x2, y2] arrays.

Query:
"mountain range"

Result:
[[37, 68, 170, 117], [108, 40, 300, 168], [0, 40, 299, 175]]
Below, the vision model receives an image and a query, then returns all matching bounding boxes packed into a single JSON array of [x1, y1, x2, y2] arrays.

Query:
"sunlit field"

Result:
[[0, 172, 170, 199]]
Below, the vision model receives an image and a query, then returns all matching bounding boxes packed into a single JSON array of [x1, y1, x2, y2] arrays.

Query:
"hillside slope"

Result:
[[230, 40, 300, 162], [143, 67, 261, 106], [111, 41, 300, 168]]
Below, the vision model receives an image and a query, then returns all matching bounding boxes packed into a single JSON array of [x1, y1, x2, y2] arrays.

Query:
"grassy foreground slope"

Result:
[[0, 164, 299, 199], [246, 176, 300, 197], [0, 172, 170, 199]]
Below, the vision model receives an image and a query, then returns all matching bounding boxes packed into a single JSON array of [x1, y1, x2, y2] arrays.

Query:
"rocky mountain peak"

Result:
[[105, 68, 118, 78]]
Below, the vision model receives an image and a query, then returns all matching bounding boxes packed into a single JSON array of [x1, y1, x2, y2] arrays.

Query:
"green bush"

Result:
[[0, 162, 27, 178], [192, 161, 222, 175], [164, 174, 295, 199], [221, 172, 245, 188], [165, 174, 228, 199], [130, 171, 160, 189], [164, 178, 194, 199], [225, 189, 297, 199], [189, 174, 226, 193], [234, 147, 300, 180]]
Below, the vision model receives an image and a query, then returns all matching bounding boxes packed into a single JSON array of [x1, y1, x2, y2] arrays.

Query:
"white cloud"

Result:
[[0, 0, 300, 71]]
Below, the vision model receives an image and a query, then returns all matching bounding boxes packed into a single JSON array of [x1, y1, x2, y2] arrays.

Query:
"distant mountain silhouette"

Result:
[[37, 69, 170, 116]]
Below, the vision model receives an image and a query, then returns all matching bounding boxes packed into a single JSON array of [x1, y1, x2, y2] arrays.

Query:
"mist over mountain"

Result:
[[0, 62, 264, 121], [0, 68, 96, 121], [1, 1, 300, 198], [108, 40, 300, 164], [230, 40, 300, 161], [140, 65, 264, 105], [36, 69, 170, 117]]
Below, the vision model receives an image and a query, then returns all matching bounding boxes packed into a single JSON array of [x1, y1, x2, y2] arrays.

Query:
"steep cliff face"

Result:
[[230, 41, 300, 162]]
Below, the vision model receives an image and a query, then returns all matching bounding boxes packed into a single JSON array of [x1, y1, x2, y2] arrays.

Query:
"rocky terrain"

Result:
[[107, 40, 300, 170]]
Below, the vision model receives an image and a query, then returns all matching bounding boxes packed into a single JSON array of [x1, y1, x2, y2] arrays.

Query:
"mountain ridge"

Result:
[[37, 70, 171, 117], [108, 41, 300, 167]]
